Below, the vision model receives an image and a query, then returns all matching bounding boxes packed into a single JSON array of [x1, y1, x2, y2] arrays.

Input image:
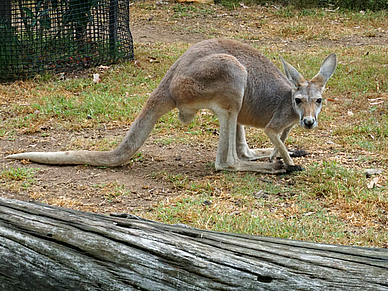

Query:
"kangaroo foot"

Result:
[[286, 164, 305, 173], [289, 149, 309, 158], [216, 160, 287, 174]]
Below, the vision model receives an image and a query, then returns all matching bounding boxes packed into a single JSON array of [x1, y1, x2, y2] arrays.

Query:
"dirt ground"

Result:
[[1, 127, 218, 213], [1, 3, 387, 215]]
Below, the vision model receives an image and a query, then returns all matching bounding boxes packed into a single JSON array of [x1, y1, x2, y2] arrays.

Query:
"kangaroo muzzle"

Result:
[[301, 116, 316, 129]]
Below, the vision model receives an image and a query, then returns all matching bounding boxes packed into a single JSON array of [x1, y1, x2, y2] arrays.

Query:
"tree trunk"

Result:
[[0, 197, 387, 291]]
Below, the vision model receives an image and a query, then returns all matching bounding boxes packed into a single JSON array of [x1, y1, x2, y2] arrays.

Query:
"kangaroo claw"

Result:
[[286, 165, 305, 173]]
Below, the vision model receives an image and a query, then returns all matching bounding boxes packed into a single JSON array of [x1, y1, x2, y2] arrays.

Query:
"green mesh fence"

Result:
[[0, 0, 134, 81]]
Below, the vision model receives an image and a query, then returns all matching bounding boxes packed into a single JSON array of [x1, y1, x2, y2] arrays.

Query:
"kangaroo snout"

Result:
[[302, 116, 316, 129]]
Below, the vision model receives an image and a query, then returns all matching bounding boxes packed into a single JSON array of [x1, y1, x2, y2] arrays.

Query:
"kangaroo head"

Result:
[[280, 54, 337, 129]]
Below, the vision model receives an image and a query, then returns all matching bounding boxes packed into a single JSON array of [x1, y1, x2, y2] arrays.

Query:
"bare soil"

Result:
[[1, 127, 218, 213], [1, 3, 387, 214]]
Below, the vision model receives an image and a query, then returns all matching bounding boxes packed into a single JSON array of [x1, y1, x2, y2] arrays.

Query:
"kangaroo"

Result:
[[7, 39, 336, 174]]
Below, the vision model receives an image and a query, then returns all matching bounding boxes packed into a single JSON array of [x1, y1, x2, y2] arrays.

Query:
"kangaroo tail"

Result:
[[6, 91, 176, 166]]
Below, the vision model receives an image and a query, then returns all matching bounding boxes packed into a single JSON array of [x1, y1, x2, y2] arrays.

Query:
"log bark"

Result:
[[0, 197, 387, 291]]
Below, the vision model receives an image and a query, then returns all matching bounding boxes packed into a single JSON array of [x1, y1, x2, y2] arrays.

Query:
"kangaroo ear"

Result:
[[280, 55, 307, 89], [311, 53, 337, 91]]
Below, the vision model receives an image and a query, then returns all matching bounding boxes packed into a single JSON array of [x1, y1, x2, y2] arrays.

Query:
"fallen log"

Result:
[[0, 197, 387, 291]]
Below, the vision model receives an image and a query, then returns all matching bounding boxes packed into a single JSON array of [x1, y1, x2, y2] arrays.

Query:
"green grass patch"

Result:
[[172, 4, 215, 18], [93, 182, 130, 203], [0, 167, 39, 189]]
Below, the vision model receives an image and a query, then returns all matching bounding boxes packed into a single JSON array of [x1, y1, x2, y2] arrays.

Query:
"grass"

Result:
[[172, 4, 215, 18], [0, 167, 39, 190], [93, 182, 131, 203], [1, 1, 387, 248], [146, 161, 387, 246]]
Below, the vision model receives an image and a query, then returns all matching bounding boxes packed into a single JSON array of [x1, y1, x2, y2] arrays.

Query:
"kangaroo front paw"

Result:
[[286, 165, 305, 173]]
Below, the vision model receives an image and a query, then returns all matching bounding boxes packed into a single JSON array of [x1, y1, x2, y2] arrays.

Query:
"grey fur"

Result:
[[7, 39, 337, 174]]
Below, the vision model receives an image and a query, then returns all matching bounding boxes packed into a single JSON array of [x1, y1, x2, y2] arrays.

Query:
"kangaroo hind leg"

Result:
[[215, 112, 286, 174], [214, 109, 239, 170], [236, 125, 273, 161]]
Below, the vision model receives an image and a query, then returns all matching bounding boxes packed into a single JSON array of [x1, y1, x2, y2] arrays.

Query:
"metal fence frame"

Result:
[[0, 0, 134, 80]]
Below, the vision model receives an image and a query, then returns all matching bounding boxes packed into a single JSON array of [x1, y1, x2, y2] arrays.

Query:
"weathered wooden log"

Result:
[[0, 197, 387, 291]]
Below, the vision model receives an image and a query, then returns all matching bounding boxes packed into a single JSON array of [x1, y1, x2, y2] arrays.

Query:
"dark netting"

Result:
[[0, 0, 134, 81]]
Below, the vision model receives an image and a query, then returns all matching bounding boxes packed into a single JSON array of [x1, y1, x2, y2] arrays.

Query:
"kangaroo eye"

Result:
[[295, 98, 302, 104], [316, 98, 322, 104]]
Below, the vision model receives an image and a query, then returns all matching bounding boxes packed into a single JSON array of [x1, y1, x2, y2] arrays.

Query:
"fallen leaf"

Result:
[[133, 60, 142, 68], [367, 177, 380, 189], [370, 101, 384, 105], [239, 2, 249, 8], [99, 65, 110, 71], [149, 57, 160, 63], [364, 168, 383, 177], [93, 73, 101, 83], [304, 211, 316, 216]]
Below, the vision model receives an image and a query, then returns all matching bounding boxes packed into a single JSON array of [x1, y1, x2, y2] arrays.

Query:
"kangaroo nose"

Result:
[[303, 116, 315, 128]]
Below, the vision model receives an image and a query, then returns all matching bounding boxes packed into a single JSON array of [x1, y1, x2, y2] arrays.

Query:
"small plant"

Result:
[[94, 182, 129, 202], [131, 152, 144, 163], [0, 167, 38, 181], [21, 0, 52, 36], [0, 167, 39, 189]]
